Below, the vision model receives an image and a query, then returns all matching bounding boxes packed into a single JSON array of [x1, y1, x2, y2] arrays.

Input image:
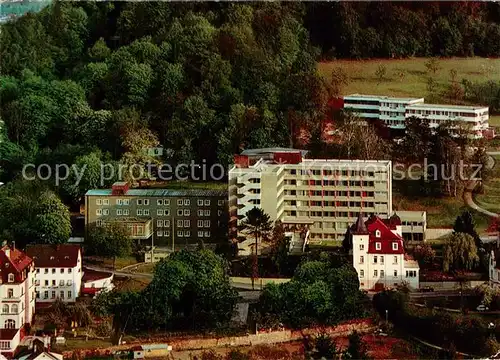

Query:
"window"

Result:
[[44, 280, 49, 286], [157, 220, 163, 227], [177, 199, 183, 206], [68, 291, 72, 299], [44, 291, 48, 299], [184, 199, 190, 206], [374, 256, 378, 264], [183, 220, 190, 227], [51, 291, 56, 299], [137, 209, 143, 216], [183, 209, 190, 216], [117, 209, 123, 216], [203, 220, 210, 227], [157, 199, 163, 206], [60, 291, 64, 299], [96, 199, 102, 205], [359, 244, 364, 250], [4, 320, 15, 329], [96, 219, 103, 226], [8, 274, 14, 283], [164, 220, 170, 227], [96, 209, 102, 216], [218, 200, 223, 206], [198, 220, 203, 227], [204, 200, 210, 206], [177, 220, 183, 227], [204, 231, 210, 237], [157, 230, 162, 237], [11, 305, 18, 314], [117, 199, 123, 205], [0, 341, 10, 350], [380, 256, 384, 264], [375, 230, 381, 238], [164, 209, 170, 216], [68, 268, 72, 274], [164, 199, 170, 206], [380, 270, 385, 278], [359, 256, 364, 264], [359, 270, 364, 278], [375, 242, 381, 250], [143, 209, 149, 215], [177, 231, 183, 237], [59, 280, 64, 286], [103, 199, 109, 205], [103, 209, 109, 215], [144, 199, 150, 206], [185, 231, 191, 237], [44, 269, 49, 274], [36, 268, 40, 273], [137, 199, 143, 205], [374, 270, 378, 277], [2, 305, 8, 313], [177, 210, 183, 216], [198, 231, 204, 237], [204, 210, 210, 216], [394, 270, 398, 277], [218, 210, 222, 216], [52, 269, 56, 274], [52, 280, 56, 286], [157, 209, 163, 216], [198, 199, 203, 206], [198, 210, 203, 216], [163, 231, 170, 237], [393, 256, 398, 264], [123, 199, 130, 205], [36, 291, 40, 299], [392, 242, 398, 250], [35, 279, 40, 286]]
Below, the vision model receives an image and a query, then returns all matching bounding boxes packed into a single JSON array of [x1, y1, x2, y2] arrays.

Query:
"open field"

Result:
[[318, 57, 500, 102], [490, 115, 500, 127], [85, 256, 139, 270], [474, 154, 500, 215]]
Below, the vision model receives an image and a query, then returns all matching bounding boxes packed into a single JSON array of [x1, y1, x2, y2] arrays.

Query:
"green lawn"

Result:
[[318, 57, 500, 102], [84, 256, 138, 270], [473, 154, 500, 214], [490, 115, 500, 127]]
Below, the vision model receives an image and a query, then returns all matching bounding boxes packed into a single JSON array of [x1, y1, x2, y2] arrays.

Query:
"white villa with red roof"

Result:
[[0, 245, 36, 358], [26, 245, 82, 303], [351, 213, 420, 290]]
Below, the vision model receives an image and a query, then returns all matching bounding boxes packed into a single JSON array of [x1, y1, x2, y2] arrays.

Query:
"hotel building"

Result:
[[85, 183, 227, 248], [343, 94, 489, 138]]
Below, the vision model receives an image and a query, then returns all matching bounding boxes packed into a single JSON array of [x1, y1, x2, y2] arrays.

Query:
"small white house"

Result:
[[351, 213, 420, 291], [82, 268, 114, 296], [26, 245, 82, 303]]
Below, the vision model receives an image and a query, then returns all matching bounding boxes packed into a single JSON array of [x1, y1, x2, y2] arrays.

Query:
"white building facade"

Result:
[[0, 246, 36, 358], [343, 94, 490, 138], [351, 214, 420, 290], [26, 245, 82, 303], [489, 249, 500, 288]]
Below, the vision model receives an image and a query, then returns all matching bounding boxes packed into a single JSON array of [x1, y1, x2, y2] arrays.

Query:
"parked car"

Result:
[[476, 304, 489, 311], [420, 286, 434, 292]]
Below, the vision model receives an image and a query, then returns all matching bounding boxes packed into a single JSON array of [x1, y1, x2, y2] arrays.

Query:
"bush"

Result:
[[95, 321, 113, 337]]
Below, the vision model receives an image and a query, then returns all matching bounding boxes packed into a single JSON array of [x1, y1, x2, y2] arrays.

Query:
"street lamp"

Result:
[[385, 309, 388, 324]]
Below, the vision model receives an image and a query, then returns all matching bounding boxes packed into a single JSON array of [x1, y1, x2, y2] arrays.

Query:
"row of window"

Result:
[[35, 279, 73, 286], [287, 169, 377, 177], [36, 268, 73, 274], [36, 290, 72, 299], [284, 180, 384, 187], [359, 255, 399, 264], [97, 198, 225, 206], [283, 210, 388, 219], [156, 230, 212, 238], [97, 208, 221, 217], [408, 109, 483, 117], [4, 319, 16, 329], [2, 304, 21, 314], [285, 200, 376, 208], [0, 341, 10, 349], [286, 190, 378, 197], [359, 269, 418, 278]]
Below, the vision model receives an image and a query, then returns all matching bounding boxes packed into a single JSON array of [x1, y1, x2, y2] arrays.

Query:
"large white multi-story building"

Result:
[[26, 245, 82, 303], [351, 214, 420, 290], [0, 245, 36, 358], [229, 148, 426, 243], [343, 94, 490, 138]]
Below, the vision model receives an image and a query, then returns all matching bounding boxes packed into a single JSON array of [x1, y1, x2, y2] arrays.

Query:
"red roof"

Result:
[[0, 246, 33, 283], [0, 328, 19, 340], [26, 244, 81, 268], [364, 215, 405, 255], [82, 268, 113, 282]]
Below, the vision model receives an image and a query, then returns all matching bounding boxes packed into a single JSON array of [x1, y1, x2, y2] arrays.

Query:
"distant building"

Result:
[[343, 94, 490, 138], [351, 213, 420, 290], [85, 182, 228, 248], [26, 245, 82, 303], [81, 268, 114, 296], [0, 246, 36, 358], [489, 248, 500, 288]]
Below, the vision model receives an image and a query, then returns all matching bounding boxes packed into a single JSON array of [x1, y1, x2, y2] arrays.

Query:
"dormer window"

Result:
[[8, 274, 14, 283], [64, 256, 69, 260], [375, 242, 381, 250], [392, 242, 398, 250], [5, 263, 9, 268], [50, 256, 55, 260], [375, 230, 381, 238]]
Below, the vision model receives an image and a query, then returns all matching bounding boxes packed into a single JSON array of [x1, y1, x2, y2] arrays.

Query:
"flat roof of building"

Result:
[[241, 147, 309, 156], [85, 189, 227, 197], [407, 103, 488, 111], [345, 94, 424, 102]]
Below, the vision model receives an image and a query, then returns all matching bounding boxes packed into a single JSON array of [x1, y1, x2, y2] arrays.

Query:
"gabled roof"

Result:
[[364, 215, 405, 254], [26, 244, 81, 268], [82, 268, 113, 282], [0, 246, 32, 272]]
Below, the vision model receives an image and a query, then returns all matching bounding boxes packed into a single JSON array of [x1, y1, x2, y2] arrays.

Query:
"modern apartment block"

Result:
[[85, 182, 228, 248], [343, 94, 490, 138], [229, 148, 393, 242]]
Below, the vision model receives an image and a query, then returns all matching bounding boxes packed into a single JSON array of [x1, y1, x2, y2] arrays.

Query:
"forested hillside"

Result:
[[0, 2, 499, 187]]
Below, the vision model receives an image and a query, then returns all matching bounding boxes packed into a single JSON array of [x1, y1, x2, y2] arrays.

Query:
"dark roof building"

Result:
[[26, 244, 81, 268]]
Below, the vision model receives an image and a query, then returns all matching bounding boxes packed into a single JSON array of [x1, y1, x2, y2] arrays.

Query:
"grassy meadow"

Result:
[[474, 154, 500, 214], [318, 57, 500, 102]]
